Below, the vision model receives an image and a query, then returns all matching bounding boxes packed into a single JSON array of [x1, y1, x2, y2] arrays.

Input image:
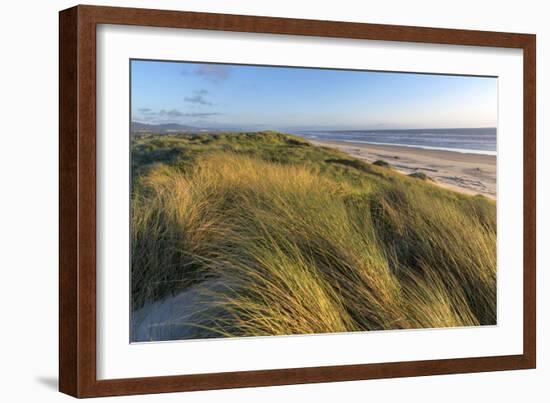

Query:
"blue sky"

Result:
[[131, 59, 497, 131]]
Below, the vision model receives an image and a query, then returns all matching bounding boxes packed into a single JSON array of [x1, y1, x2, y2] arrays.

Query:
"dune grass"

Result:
[[373, 159, 390, 168], [131, 131, 496, 339]]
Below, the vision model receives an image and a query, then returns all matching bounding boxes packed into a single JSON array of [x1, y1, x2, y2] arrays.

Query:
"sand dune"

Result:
[[314, 140, 496, 199]]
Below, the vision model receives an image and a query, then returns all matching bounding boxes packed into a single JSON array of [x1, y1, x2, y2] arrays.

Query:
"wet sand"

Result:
[[314, 140, 496, 199]]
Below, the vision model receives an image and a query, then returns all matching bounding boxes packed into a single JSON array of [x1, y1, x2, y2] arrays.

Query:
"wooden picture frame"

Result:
[[59, 4, 536, 398]]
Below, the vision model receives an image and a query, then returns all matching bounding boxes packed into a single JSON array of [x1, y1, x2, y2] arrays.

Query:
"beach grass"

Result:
[[131, 131, 496, 339], [373, 159, 390, 168]]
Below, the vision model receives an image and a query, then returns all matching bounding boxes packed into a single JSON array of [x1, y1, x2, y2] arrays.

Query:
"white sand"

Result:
[[314, 140, 496, 199]]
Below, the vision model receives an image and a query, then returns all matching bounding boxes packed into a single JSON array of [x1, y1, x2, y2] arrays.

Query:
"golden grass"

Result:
[[132, 149, 496, 338]]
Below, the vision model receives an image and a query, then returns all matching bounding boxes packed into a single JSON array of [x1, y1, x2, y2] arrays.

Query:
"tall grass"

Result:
[[131, 133, 496, 339]]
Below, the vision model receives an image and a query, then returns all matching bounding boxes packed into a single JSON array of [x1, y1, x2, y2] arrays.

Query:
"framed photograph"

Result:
[[59, 5, 536, 397]]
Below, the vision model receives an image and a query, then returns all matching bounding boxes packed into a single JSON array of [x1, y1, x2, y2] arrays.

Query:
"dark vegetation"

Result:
[[131, 131, 496, 339], [373, 159, 390, 167], [408, 171, 432, 181]]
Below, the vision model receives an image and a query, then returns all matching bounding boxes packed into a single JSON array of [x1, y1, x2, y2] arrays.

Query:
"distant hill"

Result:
[[131, 122, 204, 134]]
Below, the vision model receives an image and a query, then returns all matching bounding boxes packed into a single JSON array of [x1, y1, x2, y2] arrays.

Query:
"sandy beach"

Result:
[[313, 140, 496, 199]]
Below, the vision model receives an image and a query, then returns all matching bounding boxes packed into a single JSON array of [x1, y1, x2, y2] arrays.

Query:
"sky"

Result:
[[131, 59, 497, 131]]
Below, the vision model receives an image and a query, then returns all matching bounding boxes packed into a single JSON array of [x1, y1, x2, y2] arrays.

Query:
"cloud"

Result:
[[159, 109, 184, 117], [184, 89, 213, 106], [135, 107, 222, 122], [194, 65, 231, 82], [184, 112, 222, 118], [138, 107, 155, 115]]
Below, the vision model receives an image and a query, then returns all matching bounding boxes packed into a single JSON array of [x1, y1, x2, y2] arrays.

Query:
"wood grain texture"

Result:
[[522, 36, 536, 368], [58, 4, 537, 397], [59, 6, 78, 397]]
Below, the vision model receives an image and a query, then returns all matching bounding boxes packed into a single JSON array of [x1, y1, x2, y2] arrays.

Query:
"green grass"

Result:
[[131, 131, 496, 338], [408, 171, 432, 181], [373, 159, 390, 168]]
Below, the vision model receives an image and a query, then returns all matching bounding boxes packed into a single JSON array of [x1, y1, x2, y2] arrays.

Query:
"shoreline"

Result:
[[313, 140, 496, 199], [332, 140, 496, 156]]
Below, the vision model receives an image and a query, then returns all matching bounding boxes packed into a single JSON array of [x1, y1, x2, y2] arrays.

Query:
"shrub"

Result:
[[373, 159, 390, 168], [408, 171, 431, 181]]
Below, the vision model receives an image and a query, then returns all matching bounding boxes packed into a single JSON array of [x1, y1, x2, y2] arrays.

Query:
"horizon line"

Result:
[[131, 121, 497, 132]]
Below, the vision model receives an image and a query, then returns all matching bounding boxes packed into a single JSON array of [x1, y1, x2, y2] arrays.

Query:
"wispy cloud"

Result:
[[138, 107, 154, 114], [194, 65, 231, 82], [159, 109, 184, 117], [184, 89, 213, 106], [184, 112, 222, 118], [135, 107, 222, 122]]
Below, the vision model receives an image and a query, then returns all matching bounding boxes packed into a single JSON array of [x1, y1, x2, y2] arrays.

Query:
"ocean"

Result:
[[293, 128, 497, 155]]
